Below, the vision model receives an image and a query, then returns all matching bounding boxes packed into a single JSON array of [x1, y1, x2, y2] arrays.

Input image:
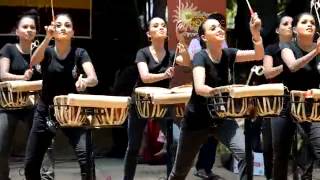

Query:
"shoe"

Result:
[[194, 169, 224, 180]]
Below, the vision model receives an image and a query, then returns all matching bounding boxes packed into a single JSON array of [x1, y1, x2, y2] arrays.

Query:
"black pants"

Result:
[[123, 104, 169, 180], [195, 136, 218, 173], [24, 104, 92, 180]]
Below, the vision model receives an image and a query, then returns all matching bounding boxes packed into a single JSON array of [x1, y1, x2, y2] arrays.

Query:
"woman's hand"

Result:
[[44, 21, 56, 40], [23, 69, 33, 80], [250, 13, 262, 40], [75, 74, 87, 92], [164, 67, 175, 79]]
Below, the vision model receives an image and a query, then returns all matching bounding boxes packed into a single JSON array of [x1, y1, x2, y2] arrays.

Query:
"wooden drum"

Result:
[[53, 94, 131, 127], [291, 89, 320, 122], [231, 83, 285, 117], [208, 85, 248, 118], [153, 84, 192, 118], [0, 80, 42, 109], [208, 83, 285, 118], [134, 87, 172, 119]]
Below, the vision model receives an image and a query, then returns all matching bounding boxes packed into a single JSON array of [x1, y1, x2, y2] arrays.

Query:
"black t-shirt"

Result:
[[134, 47, 174, 88], [40, 46, 91, 105], [282, 41, 320, 90], [184, 48, 237, 130], [264, 42, 290, 83], [0, 43, 41, 81]]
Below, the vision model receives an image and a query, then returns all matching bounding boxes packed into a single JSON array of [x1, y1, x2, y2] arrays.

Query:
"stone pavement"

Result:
[[9, 156, 320, 180]]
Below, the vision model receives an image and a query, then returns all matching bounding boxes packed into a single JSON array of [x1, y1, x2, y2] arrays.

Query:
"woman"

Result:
[[0, 10, 40, 180], [123, 17, 190, 180], [24, 13, 98, 180], [262, 15, 293, 180], [169, 13, 264, 180], [274, 12, 320, 180]]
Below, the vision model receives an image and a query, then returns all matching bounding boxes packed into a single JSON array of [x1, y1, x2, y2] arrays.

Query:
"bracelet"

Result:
[[252, 36, 262, 44]]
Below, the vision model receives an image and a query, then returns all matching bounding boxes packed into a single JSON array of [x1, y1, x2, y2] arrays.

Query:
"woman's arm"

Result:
[[31, 22, 55, 66], [174, 43, 192, 67], [75, 61, 98, 92], [0, 57, 32, 81], [236, 13, 264, 62], [193, 66, 214, 97], [281, 47, 318, 72], [137, 62, 173, 84], [263, 55, 283, 79], [81, 61, 98, 87]]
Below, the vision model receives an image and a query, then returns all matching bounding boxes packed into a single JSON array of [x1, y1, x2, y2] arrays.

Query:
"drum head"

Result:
[[134, 87, 171, 95], [170, 84, 192, 93]]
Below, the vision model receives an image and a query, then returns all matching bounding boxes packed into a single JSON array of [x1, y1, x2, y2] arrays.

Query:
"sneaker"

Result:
[[194, 169, 210, 179], [194, 169, 224, 180]]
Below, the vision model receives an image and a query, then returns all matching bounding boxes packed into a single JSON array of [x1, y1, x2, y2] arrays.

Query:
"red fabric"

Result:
[[142, 119, 165, 165]]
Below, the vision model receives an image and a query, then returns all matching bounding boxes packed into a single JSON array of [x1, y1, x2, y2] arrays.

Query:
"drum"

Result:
[[53, 94, 131, 127], [290, 89, 320, 122], [0, 80, 42, 109], [151, 84, 192, 118], [231, 83, 285, 117], [208, 83, 285, 118], [169, 84, 192, 118], [134, 87, 172, 118], [208, 85, 248, 118]]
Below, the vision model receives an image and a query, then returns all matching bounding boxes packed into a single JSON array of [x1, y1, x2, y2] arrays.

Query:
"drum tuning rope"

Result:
[[246, 65, 264, 85]]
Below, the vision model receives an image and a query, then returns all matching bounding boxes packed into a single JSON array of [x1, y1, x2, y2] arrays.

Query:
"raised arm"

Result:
[[263, 55, 283, 79], [236, 13, 264, 62], [30, 22, 55, 66], [137, 62, 173, 84], [174, 21, 192, 67], [281, 39, 320, 72]]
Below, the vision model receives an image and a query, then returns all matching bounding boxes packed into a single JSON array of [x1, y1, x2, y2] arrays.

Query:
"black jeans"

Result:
[[24, 104, 91, 180], [123, 104, 170, 180], [169, 119, 247, 180], [0, 109, 34, 180], [195, 136, 218, 173]]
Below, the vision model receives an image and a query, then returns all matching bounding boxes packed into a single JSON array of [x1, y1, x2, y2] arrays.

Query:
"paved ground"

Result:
[[9, 156, 320, 180]]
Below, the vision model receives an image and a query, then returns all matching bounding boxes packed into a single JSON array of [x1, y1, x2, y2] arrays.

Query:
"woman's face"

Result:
[[147, 17, 167, 40], [54, 15, 74, 40], [295, 14, 316, 37], [201, 19, 225, 43], [16, 17, 36, 41], [277, 16, 293, 39]]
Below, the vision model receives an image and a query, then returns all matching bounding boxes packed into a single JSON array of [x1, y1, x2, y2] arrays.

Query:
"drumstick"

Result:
[[245, 0, 254, 16], [172, 45, 179, 67], [51, 0, 55, 21]]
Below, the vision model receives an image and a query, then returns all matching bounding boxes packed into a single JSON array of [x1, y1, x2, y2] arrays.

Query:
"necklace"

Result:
[[16, 43, 30, 54]]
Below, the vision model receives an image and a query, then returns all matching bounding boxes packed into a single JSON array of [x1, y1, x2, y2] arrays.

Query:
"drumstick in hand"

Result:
[[245, 0, 254, 16]]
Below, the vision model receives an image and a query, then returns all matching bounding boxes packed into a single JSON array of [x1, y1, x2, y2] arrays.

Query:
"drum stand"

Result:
[[85, 127, 96, 180], [244, 118, 254, 180], [166, 118, 174, 177]]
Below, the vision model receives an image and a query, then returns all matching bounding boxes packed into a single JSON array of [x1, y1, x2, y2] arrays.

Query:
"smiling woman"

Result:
[[0, 0, 92, 38]]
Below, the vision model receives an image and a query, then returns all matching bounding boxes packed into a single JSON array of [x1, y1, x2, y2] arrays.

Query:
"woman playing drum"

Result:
[[123, 17, 190, 180], [0, 10, 41, 180], [24, 13, 98, 180], [169, 13, 264, 180], [275, 12, 320, 180]]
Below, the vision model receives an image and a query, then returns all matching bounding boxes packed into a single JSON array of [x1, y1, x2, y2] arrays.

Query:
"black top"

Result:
[[0, 43, 41, 80], [40, 47, 91, 105], [264, 42, 290, 83], [282, 41, 320, 90], [184, 48, 238, 130], [134, 47, 174, 88]]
